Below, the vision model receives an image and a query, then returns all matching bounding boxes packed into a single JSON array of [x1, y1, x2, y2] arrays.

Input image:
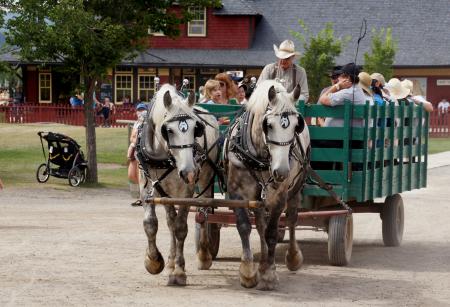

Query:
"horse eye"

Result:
[[167, 128, 173, 134], [267, 123, 272, 129]]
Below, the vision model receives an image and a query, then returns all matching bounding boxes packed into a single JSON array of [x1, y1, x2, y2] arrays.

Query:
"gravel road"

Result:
[[1, 166, 450, 306]]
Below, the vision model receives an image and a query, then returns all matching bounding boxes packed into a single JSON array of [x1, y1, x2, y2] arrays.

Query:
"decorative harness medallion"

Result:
[[280, 113, 290, 129], [178, 119, 189, 133]]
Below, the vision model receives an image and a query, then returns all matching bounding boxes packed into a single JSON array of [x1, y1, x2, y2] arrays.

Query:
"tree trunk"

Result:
[[83, 76, 98, 183]]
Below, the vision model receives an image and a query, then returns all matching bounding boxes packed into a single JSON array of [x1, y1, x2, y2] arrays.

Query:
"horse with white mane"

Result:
[[225, 80, 311, 290], [137, 84, 219, 286]]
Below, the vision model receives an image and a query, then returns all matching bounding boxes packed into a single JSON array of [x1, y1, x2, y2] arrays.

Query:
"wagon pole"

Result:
[[146, 197, 263, 209]]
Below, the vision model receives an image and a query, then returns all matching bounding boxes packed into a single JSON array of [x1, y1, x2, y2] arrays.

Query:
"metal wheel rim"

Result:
[[37, 164, 50, 182]]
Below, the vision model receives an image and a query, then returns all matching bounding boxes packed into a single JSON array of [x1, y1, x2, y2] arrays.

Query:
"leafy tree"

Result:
[[291, 20, 350, 103], [1, 0, 219, 183], [363, 27, 397, 80]]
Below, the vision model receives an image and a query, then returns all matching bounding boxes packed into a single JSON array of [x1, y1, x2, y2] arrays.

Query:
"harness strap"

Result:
[[305, 164, 352, 213]]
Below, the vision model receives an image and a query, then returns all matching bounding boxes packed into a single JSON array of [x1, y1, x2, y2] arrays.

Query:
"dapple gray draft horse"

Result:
[[225, 80, 310, 290], [137, 84, 219, 286]]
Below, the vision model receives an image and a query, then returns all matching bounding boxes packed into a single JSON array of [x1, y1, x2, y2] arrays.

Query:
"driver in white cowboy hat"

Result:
[[257, 39, 309, 102]]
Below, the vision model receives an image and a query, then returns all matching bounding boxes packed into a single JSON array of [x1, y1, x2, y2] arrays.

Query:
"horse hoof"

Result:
[[167, 268, 187, 286], [197, 251, 212, 270], [165, 259, 175, 272], [256, 269, 279, 291], [144, 251, 165, 275], [285, 249, 303, 271], [239, 261, 258, 288]]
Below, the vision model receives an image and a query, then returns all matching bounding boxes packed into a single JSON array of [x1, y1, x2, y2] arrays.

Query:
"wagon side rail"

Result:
[[298, 100, 428, 204]]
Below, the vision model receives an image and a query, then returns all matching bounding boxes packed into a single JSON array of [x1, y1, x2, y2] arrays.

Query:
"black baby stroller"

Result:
[[36, 131, 88, 187]]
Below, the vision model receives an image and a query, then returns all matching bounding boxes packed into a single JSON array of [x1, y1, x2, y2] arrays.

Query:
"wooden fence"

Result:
[[0, 104, 136, 128], [1, 104, 449, 137]]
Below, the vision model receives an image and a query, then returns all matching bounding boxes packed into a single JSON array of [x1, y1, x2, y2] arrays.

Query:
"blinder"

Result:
[[160, 114, 205, 146], [262, 111, 305, 138]]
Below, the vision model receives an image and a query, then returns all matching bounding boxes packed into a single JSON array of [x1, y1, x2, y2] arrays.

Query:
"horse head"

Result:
[[259, 82, 304, 182], [156, 85, 205, 184]]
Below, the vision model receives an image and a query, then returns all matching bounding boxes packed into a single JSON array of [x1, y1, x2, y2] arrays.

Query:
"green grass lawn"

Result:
[[428, 138, 450, 154], [0, 123, 129, 189], [1, 122, 449, 189]]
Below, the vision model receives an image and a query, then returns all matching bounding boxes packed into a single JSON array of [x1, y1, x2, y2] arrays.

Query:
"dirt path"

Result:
[[1, 167, 450, 306]]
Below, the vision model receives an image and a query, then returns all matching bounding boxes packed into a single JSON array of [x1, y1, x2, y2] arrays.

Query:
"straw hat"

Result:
[[358, 72, 373, 95], [370, 72, 386, 86], [273, 40, 301, 59], [401, 79, 414, 94], [386, 78, 410, 100]]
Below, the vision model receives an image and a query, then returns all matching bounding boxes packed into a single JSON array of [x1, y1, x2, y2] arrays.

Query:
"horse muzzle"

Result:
[[272, 168, 289, 183], [179, 168, 198, 184]]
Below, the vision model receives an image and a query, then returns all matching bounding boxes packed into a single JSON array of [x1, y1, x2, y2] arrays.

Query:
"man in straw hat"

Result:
[[257, 39, 309, 101]]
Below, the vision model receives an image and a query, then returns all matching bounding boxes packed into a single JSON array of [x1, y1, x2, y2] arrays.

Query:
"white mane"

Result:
[[152, 84, 196, 128], [246, 80, 297, 116]]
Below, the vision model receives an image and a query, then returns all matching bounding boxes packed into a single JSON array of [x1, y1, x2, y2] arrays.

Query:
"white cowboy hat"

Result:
[[386, 78, 410, 100], [273, 40, 301, 59]]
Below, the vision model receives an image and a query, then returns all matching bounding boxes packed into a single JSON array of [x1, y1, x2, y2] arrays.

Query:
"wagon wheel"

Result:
[[381, 194, 404, 247], [36, 163, 50, 183], [328, 214, 353, 266], [68, 166, 83, 187], [195, 222, 221, 260]]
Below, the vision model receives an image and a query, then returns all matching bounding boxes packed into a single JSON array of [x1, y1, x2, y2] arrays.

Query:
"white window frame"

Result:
[[187, 7, 206, 37], [138, 74, 156, 102], [39, 73, 52, 103], [115, 74, 133, 104]]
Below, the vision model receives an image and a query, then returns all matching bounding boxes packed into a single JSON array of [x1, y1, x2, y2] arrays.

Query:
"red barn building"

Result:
[[3, 0, 450, 105]]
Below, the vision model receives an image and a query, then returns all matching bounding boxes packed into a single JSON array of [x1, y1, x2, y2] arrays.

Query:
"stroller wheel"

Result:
[[36, 163, 50, 183], [68, 167, 83, 187]]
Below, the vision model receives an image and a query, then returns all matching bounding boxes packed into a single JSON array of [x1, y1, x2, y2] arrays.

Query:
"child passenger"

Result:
[[203, 79, 222, 104]]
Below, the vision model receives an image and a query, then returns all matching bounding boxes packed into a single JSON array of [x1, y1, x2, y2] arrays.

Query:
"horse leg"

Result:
[[164, 205, 177, 273], [285, 195, 303, 271], [168, 206, 190, 286], [234, 204, 258, 288], [196, 185, 213, 270], [257, 203, 284, 291], [196, 219, 213, 270], [143, 204, 165, 274]]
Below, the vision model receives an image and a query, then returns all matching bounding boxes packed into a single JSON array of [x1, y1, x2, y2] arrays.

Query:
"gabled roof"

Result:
[[213, 0, 259, 16], [132, 0, 450, 68]]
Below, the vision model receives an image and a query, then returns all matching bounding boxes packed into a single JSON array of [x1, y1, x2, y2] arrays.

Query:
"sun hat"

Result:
[[370, 72, 386, 86], [273, 40, 301, 59], [358, 72, 373, 95], [136, 103, 148, 111], [401, 79, 414, 95], [386, 78, 410, 100]]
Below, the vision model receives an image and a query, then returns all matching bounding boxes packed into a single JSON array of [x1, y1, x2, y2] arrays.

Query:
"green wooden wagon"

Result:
[[194, 100, 429, 265]]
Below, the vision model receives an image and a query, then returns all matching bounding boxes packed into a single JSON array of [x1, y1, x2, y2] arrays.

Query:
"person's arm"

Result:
[[256, 64, 272, 86], [411, 96, 433, 113], [127, 128, 138, 161], [297, 67, 309, 102], [318, 80, 352, 106], [0, 177, 4, 189]]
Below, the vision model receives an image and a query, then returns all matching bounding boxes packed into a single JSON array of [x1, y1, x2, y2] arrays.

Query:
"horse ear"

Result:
[[268, 85, 276, 103], [187, 90, 195, 107], [290, 83, 301, 102], [163, 91, 172, 109]]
